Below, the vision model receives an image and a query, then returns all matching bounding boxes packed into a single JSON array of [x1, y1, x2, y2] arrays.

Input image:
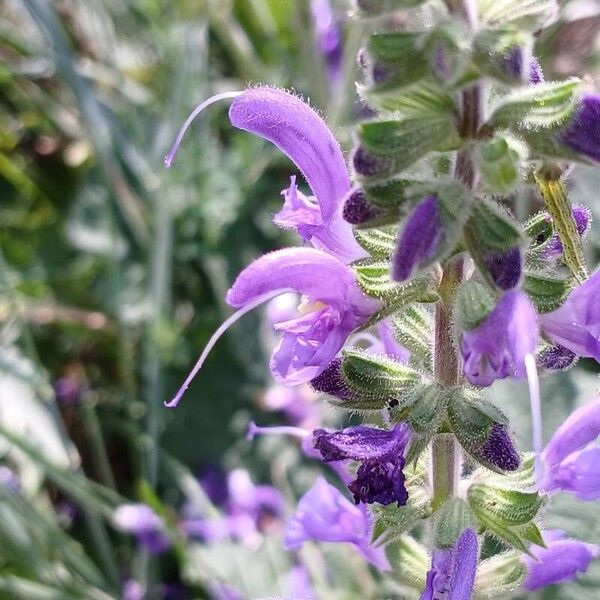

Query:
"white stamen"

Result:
[[163, 91, 243, 168], [524, 353, 543, 478], [247, 421, 309, 441], [165, 290, 283, 408]]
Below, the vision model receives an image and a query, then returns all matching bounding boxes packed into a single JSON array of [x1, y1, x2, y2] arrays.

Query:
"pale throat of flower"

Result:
[[297, 296, 328, 316]]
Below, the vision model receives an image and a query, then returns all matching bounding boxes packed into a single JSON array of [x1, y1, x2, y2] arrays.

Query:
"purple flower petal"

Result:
[[542, 396, 600, 469], [393, 196, 444, 282], [420, 528, 478, 600], [229, 87, 364, 262], [461, 291, 537, 386], [113, 504, 171, 555], [284, 477, 388, 569], [522, 530, 599, 591], [313, 423, 410, 462], [348, 455, 408, 506], [226, 248, 372, 312], [540, 268, 600, 362], [226, 248, 378, 384], [548, 445, 600, 500], [559, 94, 600, 162]]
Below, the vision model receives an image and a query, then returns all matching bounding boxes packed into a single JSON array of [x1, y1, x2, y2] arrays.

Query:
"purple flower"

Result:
[[541, 204, 591, 260], [0, 466, 20, 494], [310, 357, 356, 402], [113, 504, 171, 555], [393, 196, 444, 282], [229, 87, 365, 262], [262, 383, 319, 426], [559, 94, 600, 163], [420, 528, 478, 600], [538, 396, 600, 500], [522, 530, 599, 591], [539, 269, 600, 362], [122, 580, 145, 600], [310, 0, 343, 85], [313, 424, 410, 506], [284, 476, 389, 570], [182, 468, 284, 545], [167, 247, 378, 406], [461, 291, 538, 386], [226, 248, 379, 385]]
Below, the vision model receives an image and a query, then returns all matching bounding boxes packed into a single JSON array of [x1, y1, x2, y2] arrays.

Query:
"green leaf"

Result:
[[354, 268, 438, 328], [392, 305, 433, 369], [475, 552, 526, 599], [478, 0, 560, 30], [358, 115, 460, 177], [372, 487, 431, 546], [342, 347, 421, 398], [365, 32, 429, 93], [523, 272, 573, 313], [354, 226, 398, 258], [473, 29, 533, 84], [489, 79, 580, 130], [435, 498, 476, 548], [466, 199, 524, 250], [455, 281, 496, 331], [468, 484, 544, 527], [475, 134, 526, 193], [356, 0, 427, 16]]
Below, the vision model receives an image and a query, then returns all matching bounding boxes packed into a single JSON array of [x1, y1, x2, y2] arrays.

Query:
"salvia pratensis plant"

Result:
[[164, 0, 600, 596]]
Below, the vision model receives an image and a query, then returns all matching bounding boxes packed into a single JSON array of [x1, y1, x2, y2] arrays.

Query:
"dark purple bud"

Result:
[[560, 94, 600, 162], [348, 456, 408, 506], [313, 423, 410, 462], [483, 246, 522, 290], [500, 46, 524, 80], [353, 145, 386, 177], [343, 188, 381, 224], [310, 358, 354, 401], [538, 344, 577, 371], [529, 57, 544, 84], [480, 423, 520, 471], [392, 195, 443, 282]]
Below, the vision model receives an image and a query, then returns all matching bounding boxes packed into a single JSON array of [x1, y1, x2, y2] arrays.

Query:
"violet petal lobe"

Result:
[[559, 94, 600, 163], [283, 477, 388, 568], [541, 396, 600, 470], [539, 268, 600, 362], [313, 423, 410, 462], [226, 247, 375, 313], [522, 530, 599, 591], [393, 196, 443, 282], [420, 528, 478, 600], [461, 291, 537, 386]]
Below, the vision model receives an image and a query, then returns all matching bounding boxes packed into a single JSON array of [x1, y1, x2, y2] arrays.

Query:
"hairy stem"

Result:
[[430, 0, 482, 509]]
